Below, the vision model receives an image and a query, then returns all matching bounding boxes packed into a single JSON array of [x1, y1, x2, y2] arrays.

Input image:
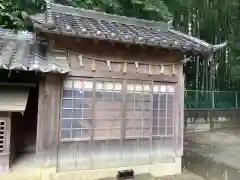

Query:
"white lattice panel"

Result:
[[0, 119, 5, 153]]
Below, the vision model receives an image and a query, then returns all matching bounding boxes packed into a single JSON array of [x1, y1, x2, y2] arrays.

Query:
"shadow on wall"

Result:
[[10, 86, 39, 165]]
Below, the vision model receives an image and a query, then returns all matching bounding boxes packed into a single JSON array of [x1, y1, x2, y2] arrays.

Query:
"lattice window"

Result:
[[0, 119, 5, 153], [94, 81, 123, 139], [152, 84, 175, 137], [61, 79, 93, 141], [61, 79, 175, 141], [126, 83, 151, 138]]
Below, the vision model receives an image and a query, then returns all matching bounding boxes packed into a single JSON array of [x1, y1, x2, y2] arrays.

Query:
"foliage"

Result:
[[0, 0, 23, 29], [0, 0, 44, 30], [69, 0, 171, 21], [0, 0, 171, 29], [164, 0, 240, 91]]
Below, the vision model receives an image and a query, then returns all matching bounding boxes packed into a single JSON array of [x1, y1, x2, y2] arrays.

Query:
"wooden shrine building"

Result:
[[0, 1, 227, 179]]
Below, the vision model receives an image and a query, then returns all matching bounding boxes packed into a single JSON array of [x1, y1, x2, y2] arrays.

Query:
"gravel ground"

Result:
[[160, 170, 206, 180], [100, 170, 206, 180]]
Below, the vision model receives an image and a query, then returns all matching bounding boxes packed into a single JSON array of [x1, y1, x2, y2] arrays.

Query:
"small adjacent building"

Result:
[[0, 1, 226, 179]]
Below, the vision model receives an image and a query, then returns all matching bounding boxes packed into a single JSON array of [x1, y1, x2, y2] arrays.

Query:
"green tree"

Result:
[[69, 0, 171, 21], [0, 0, 44, 30], [0, 0, 23, 29], [164, 0, 240, 91], [0, 0, 171, 29]]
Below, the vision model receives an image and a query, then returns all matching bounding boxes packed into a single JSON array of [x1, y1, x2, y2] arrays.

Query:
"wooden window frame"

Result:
[[61, 78, 94, 141], [125, 80, 152, 139], [60, 75, 177, 143], [94, 78, 123, 140], [152, 83, 175, 138]]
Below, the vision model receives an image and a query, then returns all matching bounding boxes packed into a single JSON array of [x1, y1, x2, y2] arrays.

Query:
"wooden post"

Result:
[[36, 76, 46, 153], [212, 91, 215, 108], [91, 79, 96, 169], [121, 80, 127, 160], [236, 92, 238, 108], [149, 81, 153, 163], [36, 74, 63, 168]]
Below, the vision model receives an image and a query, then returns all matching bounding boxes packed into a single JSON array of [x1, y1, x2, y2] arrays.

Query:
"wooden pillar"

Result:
[[36, 74, 63, 166], [36, 76, 46, 153], [175, 64, 184, 158]]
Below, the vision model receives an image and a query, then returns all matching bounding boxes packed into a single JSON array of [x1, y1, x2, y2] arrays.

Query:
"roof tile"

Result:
[[0, 29, 70, 73], [30, 2, 214, 55]]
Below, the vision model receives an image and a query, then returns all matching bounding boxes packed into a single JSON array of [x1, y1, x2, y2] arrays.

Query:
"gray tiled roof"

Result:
[[0, 28, 70, 73], [29, 2, 227, 55]]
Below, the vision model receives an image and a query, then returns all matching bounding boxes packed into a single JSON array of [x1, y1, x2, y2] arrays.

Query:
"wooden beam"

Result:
[[69, 69, 178, 82], [0, 82, 36, 87]]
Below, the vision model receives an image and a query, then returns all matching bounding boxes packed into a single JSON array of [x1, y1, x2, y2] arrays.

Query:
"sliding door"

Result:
[[58, 78, 176, 171]]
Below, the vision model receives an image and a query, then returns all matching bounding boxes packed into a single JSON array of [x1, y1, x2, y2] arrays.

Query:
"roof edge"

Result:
[[168, 29, 228, 53], [0, 28, 35, 41], [213, 42, 228, 52], [168, 29, 211, 49]]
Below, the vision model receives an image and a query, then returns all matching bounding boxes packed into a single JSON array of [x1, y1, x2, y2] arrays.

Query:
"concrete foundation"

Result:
[[0, 157, 181, 180]]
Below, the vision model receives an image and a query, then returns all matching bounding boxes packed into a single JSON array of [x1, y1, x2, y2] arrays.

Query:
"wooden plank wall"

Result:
[[36, 74, 63, 166], [50, 35, 184, 64]]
